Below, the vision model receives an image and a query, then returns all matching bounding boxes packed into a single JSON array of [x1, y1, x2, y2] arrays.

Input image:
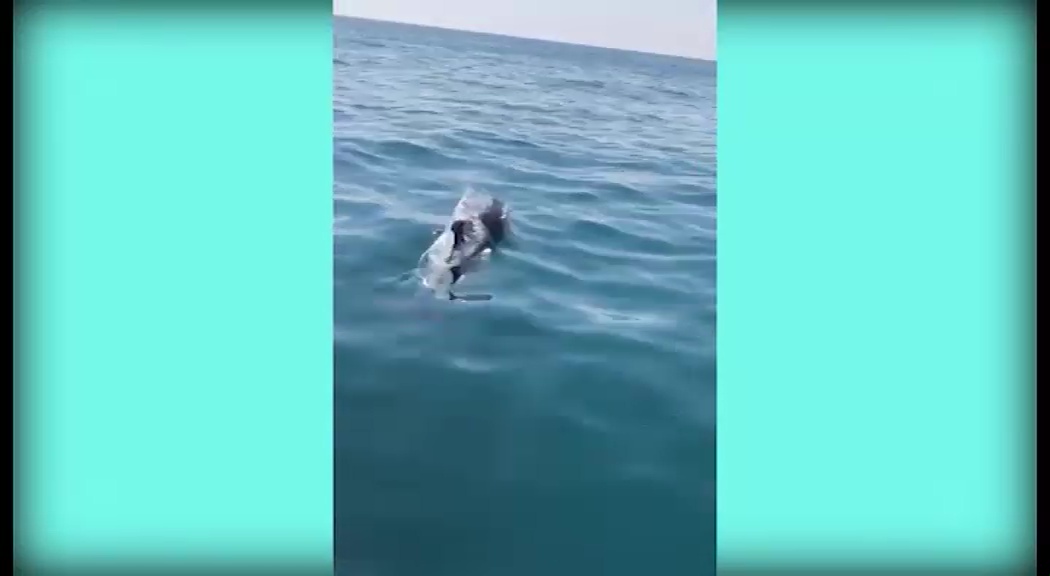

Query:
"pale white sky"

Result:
[[333, 0, 717, 61]]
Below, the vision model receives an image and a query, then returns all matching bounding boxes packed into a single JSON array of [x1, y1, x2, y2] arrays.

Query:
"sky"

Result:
[[333, 0, 717, 61]]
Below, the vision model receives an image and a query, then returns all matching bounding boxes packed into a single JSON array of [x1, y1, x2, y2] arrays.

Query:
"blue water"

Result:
[[334, 16, 716, 576]]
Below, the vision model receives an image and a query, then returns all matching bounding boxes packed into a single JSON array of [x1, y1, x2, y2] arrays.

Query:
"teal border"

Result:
[[14, 1, 1037, 574], [16, 6, 332, 572], [719, 2, 1034, 572]]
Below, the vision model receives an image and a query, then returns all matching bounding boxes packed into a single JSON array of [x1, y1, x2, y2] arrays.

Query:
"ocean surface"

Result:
[[334, 17, 716, 576]]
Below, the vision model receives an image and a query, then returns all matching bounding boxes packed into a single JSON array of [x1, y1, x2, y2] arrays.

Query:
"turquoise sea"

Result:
[[334, 16, 716, 576]]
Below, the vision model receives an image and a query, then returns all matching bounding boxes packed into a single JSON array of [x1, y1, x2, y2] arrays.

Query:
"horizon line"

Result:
[[334, 14, 717, 64]]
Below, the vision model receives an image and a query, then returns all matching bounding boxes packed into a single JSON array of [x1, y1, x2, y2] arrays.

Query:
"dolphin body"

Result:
[[419, 191, 509, 301]]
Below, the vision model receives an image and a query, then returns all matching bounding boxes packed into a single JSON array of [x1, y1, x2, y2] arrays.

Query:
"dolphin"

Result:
[[419, 191, 510, 301]]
